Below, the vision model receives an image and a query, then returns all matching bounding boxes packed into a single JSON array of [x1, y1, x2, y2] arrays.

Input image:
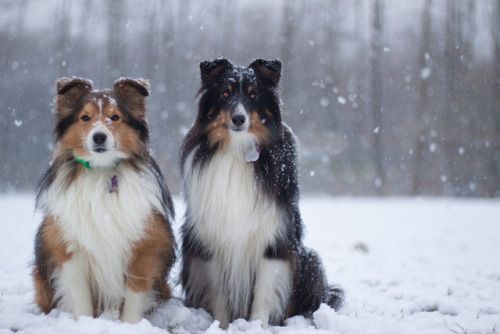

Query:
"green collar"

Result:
[[74, 156, 121, 169], [75, 156, 91, 169]]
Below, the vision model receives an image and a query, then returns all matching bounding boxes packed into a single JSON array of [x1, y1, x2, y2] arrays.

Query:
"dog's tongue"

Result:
[[245, 143, 260, 162]]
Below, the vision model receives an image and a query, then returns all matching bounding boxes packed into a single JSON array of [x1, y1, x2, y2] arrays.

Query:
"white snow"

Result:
[[420, 67, 432, 80], [0, 194, 499, 333]]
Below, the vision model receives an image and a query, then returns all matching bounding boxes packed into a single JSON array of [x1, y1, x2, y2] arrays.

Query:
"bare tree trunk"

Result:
[[350, 0, 367, 195], [215, 0, 237, 53], [489, 0, 500, 196], [327, 0, 341, 87], [443, 0, 477, 196], [108, 0, 125, 75], [496, 0, 500, 91], [145, 1, 159, 81], [76, 0, 92, 72], [57, 0, 70, 75], [161, 0, 175, 101], [280, 0, 302, 122], [327, 0, 340, 127], [461, 0, 479, 196], [443, 0, 459, 195], [412, 0, 433, 195], [2, 0, 28, 191], [370, 0, 385, 195]]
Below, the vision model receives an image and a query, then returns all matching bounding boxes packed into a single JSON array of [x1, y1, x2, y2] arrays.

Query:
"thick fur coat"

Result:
[[180, 58, 343, 328], [33, 77, 176, 323]]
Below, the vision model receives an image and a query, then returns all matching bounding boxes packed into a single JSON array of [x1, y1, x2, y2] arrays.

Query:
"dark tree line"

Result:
[[0, 0, 498, 197]]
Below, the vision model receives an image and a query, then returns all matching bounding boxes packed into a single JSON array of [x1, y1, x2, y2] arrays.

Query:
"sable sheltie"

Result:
[[180, 58, 344, 328], [33, 77, 176, 323]]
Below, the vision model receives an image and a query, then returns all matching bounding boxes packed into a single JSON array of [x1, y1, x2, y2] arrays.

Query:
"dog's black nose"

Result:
[[93, 132, 107, 145], [232, 114, 246, 127]]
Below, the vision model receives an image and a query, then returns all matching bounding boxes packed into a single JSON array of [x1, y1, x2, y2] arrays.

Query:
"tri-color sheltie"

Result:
[[180, 58, 344, 328], [33, 77, 176, 323]]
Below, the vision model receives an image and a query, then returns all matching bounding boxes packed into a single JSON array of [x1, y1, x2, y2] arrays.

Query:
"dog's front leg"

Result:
[[122, 216, 173, 324], [58, 251, 93, 319], [121, 287, 149, 324], [249, 258, 292, 328], [122, 245, 156, 323], [207, 262, 230, 329]]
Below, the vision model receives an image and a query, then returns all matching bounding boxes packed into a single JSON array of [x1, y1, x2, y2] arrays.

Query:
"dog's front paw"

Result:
[[121, 289, 147, 323], [249, 312, 269, 328]]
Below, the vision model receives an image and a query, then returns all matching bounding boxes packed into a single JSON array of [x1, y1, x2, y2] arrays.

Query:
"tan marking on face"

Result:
[[206, 107, 215, 117], [248, 111, 272, 146], [206, 110, 231, 149], [60, 102, 99, 156], [263, 108, 273, 119], [101, 101, 142, 156]]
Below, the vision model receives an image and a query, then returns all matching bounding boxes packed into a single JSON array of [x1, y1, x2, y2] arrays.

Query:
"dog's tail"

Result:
[[324, 285, 344, 311]]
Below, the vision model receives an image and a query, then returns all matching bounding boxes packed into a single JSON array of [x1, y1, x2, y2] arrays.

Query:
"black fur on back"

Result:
[[180, 58, 343, 324]]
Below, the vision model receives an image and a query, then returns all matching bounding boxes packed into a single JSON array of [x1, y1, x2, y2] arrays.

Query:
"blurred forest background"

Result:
[[0, 0, 499, 197]]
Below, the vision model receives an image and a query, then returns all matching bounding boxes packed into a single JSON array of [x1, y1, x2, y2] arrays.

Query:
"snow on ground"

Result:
[[0, 194, 499, 334]]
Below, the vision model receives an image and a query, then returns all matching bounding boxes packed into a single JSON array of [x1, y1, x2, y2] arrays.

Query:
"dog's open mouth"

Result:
[[94, 147, 107, 153], [228, 125, 250, 132]]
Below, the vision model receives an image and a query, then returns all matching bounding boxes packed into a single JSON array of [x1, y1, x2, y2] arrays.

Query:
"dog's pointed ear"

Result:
[[56, 77, 93, 96], [55, 77, 93, 111], [200, 58, 232, 83], [113, 78, 150, 119], [249, 59, 282, 86], [114, 78, 150, 98]]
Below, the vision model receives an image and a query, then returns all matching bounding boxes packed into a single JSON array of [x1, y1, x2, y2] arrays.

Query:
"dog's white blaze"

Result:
[[183, 132, 289, 324], [233, 103, 249, 131], [38, 163, 164, 317], [97, 98, 104, 114]]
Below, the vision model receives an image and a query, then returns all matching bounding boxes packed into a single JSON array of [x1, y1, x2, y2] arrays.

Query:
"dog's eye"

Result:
[[249, 92, 257, 100], [222, 91, 230, 99], [111, 115, 120, 121], [81, 115, 90, 122]]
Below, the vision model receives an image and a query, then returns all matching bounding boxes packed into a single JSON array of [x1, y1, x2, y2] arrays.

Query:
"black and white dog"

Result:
[[180, 58, 343, 328]]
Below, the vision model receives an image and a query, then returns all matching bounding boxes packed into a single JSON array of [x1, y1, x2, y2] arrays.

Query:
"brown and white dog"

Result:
[[33, 77, 175, 323]]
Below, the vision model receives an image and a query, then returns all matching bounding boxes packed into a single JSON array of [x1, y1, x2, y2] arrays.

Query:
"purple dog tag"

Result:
[[109, 175, 119, 193]]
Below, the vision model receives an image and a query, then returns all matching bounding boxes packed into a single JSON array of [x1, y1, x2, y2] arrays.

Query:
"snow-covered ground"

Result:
[[0, 194, 499, 334]]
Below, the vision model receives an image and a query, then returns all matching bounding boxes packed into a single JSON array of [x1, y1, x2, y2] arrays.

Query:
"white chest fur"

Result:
[[39, 163, 163, 311], [184, 135, 283, 258], [183, 134, 286, 319]]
